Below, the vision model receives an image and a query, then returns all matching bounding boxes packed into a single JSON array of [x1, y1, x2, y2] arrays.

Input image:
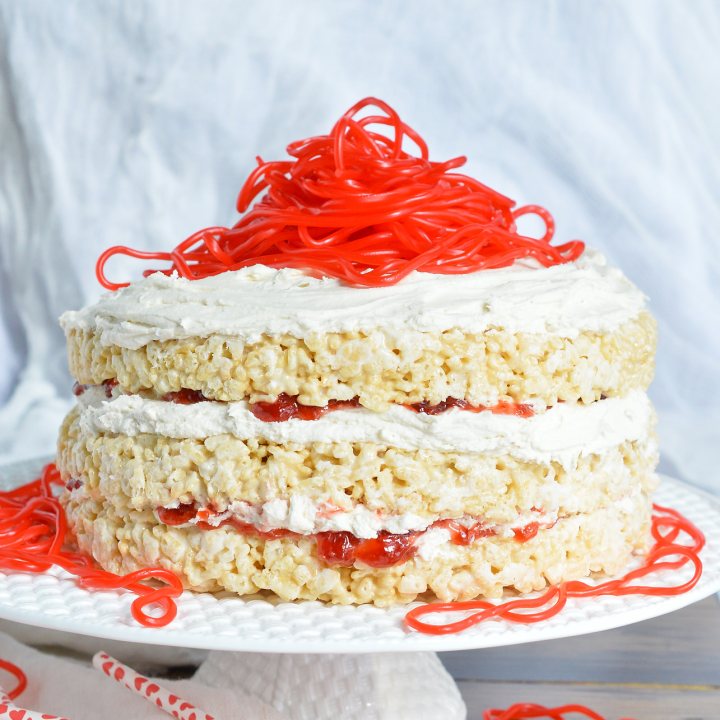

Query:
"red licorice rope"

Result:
[[0, 463, 183, 628], [483, 703, 636, 720], [0, 658, 26, 700], [405, 504, 704, 635], [96, 97, 585, 290]]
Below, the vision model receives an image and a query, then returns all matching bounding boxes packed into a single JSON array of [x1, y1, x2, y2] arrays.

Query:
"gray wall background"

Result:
[[0, 1, 718, 490]]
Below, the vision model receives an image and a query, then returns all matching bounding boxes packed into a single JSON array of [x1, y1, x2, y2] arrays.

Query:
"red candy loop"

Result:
[[96, 246, 174, 292], [0, 463, 183, 628], [511, 205, 555, 244], [95, 97, 585, 290], [405, 504, 704, 635]]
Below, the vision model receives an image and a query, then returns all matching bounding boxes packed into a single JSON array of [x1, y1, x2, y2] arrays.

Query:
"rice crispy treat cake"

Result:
[[56, 98, 658, 606], [57, 249, 657, 606]]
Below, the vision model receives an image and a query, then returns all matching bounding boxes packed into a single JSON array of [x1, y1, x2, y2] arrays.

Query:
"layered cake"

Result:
[[56, 99, 658, 606]]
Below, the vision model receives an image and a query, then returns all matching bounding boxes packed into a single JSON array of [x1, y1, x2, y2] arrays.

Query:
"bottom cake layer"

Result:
[[63, 490, 652, 606]]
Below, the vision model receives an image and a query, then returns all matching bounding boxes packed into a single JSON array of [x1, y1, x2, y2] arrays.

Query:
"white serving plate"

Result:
[[0, 458, 718, 654]]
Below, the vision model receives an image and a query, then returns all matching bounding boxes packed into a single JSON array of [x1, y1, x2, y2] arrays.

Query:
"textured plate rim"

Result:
[[0, 459, 718, 654]]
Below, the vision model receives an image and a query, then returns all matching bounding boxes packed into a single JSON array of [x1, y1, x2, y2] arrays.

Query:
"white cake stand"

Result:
[[1, 459, 719, 720]]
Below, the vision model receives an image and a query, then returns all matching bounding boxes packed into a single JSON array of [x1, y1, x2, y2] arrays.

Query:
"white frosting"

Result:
[[60, 249, 646, 349], [414, 528, 454, 561], [77, 387, 654, 464], [187, 497, 433, 538], [160, 495, 559, 541]]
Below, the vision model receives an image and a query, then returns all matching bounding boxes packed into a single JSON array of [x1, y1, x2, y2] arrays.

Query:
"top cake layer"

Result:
[[62, 249, 645, 349], [60, 249, 655, 408]]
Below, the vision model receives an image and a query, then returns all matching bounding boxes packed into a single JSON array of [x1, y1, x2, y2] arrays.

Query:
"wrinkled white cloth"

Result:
[[0, 631, 282, 720], [0, 631, 466, 720], [0, 1, 719, 491]]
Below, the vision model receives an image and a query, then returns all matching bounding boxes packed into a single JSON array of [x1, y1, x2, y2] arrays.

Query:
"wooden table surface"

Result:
[[440, 595, 720, 719]]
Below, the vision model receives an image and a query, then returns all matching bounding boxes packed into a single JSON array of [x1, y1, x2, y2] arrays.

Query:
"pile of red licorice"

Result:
[[405, 503, 704, 635], [0, 463, 182, 628], [96, 97, 584, 290]]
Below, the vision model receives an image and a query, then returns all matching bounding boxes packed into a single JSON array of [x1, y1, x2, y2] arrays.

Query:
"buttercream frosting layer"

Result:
[[150, 495, 561, 539], [76, 387, 654, 464], [61, 249, 645, 349]]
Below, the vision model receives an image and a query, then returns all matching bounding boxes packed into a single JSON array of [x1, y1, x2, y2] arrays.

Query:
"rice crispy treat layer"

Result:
[[57, 407, 658, 524], [65, 311, 655, 410], [62, 489, 651, 605]]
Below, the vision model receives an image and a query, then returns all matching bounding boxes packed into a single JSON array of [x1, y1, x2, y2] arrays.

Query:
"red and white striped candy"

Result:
[[0, 687, 71, 720], [92, 653, 215, 720]]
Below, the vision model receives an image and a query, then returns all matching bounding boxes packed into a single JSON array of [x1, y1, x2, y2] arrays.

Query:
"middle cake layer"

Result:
[[57, 390, 657, 525]]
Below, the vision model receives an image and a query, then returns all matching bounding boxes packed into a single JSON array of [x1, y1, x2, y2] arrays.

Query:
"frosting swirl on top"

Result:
[[61, 249, 645, 349]]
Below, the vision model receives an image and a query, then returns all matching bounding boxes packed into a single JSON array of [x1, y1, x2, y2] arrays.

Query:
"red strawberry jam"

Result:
[[492, 401, 535, 418], [409, 397, 534, 418], [250, 393, 361, 422], [162, 388, 208, 404], [354, 532, 420, 567], [159, 504, 300, 539], [315, 531, 358, 565], [316, 530, 420, 568], [513, 521, 540, 542], [408, 397, 467, 415], [157, 504, 198, 526], [223, 519, 298, 540], [433, 519, 496, 545], [102, 378, 118, 398]]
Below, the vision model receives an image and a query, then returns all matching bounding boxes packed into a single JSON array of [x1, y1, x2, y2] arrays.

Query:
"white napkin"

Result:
[[0, 631, 466, 720], [0, 631, 282, 720]]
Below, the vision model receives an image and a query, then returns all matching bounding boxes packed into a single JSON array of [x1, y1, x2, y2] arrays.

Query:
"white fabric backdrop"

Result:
[[1, 1, 718, 489]]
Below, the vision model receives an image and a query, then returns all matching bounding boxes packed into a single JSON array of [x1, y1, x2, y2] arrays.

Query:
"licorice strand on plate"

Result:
[[0, 463, 182, 628], [483, 702, 637, 720], [96, 97, 584, 290]]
